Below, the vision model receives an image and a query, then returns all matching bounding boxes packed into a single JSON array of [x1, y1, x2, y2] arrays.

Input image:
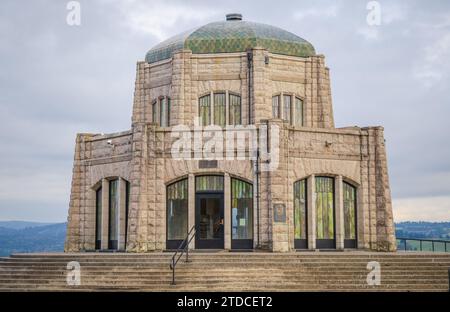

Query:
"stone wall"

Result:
[[66, 47, 396, 253]]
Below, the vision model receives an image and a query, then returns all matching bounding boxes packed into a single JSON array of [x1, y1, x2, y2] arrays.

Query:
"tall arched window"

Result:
[[272, 95, 280, 118], [294, 97, 303, 126], [199, 94, 211, 126], [166, 178, 189, 249], [229, 94, 241, 125], [315, 176, 335, 248], [231, 178, 253, 249], [95, 186, 102, 250], [159, 97, 170, 127], [294, 179, 307, 249], [151, 100, 157, 124], [343, 182, 357, 248], [214, 92, 226, 127], [283, 94, 292, 124], [108, 179, 119, 250], [94, 178, 129, 251]]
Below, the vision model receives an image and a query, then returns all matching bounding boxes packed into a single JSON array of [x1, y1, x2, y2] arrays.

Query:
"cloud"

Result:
[[393, 196, 450, 222], [116, 0, 217, 41], [413, 33, 450, 88], [293, 5, 339, 20], [1, 0, 450, 223]]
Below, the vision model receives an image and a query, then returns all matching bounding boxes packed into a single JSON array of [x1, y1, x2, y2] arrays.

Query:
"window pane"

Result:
[[283, 95, 291, 123], [343, 182, 356, 240], [214, 93, 226, 127], [295, 97, 303, 126], [160, 98, 167, 127], [294, 180, 307, 239], [167, 98, 171, 126], [109, 179, 119, 244], [196, 176, 224, 192], [167, 179, 188, 240], [152, 101, 157, 124], [95, 187, 102, 248], [272, 95, 280, 118], [229, 94, 241, 125], [315, 177, 334, 239], [199, 95, 211, 126], [231, 179, 253, 240]]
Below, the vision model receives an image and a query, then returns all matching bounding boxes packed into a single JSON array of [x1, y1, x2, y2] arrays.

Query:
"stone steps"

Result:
[[0, 252, 449, 291]]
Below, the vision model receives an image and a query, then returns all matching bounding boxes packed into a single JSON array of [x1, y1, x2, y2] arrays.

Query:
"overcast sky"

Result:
[[0, 0, 449, 222]]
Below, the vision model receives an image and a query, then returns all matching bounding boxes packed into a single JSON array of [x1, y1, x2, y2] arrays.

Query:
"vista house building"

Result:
[[65, 14, 396, 253]]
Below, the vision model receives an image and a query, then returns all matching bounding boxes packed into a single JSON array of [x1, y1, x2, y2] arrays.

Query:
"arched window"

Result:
[[283, 94, 292, 124], [214, 92, 226, 127], [229, 94, 241, 125], [343, 182, 357, 248], [315, 176, 335, 248], [159, 97, 170, 127], [95, 186, 102, 250], [108, 179, 119, 250], [166, 178, 188, 249], [294, 97, 303, 126], [294, 179, 307, 249], [231, 178, 253, 249], [199, 94, 211, 126], [151, 100, 157, 124], [94, 178, 130, 251], [272, 95, 280, 118]]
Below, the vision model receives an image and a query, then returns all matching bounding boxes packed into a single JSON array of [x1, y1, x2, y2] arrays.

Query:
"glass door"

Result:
[[231, 179, 253, 249], [195, 193, 224, 249]]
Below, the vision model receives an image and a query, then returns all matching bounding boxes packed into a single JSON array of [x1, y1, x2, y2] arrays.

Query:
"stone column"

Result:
[[188, 174, 195, 250], [335, 175, 345, 250], [224, 173, 231, 250], [118, 178, 127, 251], [307, 174, 316, 250], [101, 178, 109, 250]]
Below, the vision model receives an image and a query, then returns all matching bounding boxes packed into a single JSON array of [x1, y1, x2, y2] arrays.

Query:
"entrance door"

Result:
[[195, 193, 224, 249]]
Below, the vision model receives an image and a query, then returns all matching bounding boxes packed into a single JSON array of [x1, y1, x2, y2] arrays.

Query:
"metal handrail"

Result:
[[396, 237, 450, 252], [170, 225, 196, 285]]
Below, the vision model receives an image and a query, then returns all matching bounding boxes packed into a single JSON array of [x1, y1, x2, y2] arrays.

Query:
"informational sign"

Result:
[[273, 203, 286, 223]]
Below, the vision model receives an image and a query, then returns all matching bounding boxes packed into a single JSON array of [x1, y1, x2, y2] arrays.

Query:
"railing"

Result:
[[396, 237, 450, 252], [170, 225, 196, 285]]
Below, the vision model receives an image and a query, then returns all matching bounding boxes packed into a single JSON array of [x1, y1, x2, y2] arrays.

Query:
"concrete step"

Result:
[[0, 252, 448, 291]]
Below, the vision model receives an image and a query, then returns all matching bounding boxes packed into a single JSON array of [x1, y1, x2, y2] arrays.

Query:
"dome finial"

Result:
[[226, 13, 242, 21]]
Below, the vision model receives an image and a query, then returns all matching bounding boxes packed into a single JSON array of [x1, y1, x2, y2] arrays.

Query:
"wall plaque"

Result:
[[273, 203, 286, 223], [198, 160, 218, 169]]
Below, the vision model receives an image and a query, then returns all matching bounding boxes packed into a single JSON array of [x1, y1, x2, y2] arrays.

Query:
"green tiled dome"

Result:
[[145, 14, 316, 63]]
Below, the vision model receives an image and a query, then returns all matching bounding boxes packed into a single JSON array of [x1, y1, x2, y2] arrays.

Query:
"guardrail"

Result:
[[396, 237, 449, 252], [169, 225, 196, 285]]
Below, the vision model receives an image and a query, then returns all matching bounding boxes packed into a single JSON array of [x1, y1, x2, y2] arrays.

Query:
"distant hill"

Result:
[[395, 221, 450, 240], [0, 222, 66, 256], [0, 221, 448, 256], [0, 221, 54, 230]]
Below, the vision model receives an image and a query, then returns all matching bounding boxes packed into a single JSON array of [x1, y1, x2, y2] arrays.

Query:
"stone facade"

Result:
[[65, 21, 396, 253]]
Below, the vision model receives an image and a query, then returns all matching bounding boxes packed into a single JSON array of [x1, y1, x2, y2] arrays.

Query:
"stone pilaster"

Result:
[[126, 123, 152, 252], [224, 173, 231, 250], [335, 175, 345, 250], [188, 173, 195, 250], [307, 174, 316, 250], [373, 127, 396, 251], [131, 62, 147, 125], [251, 48, 271, 124], [64, 134, 84, 252], [266, 119, 289, 252]]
